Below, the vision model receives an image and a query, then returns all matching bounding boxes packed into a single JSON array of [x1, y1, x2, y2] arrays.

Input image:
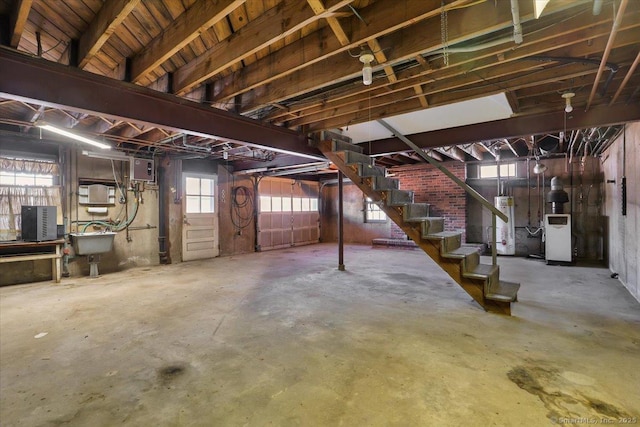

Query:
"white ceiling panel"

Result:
[[341, 93, 513, 144]]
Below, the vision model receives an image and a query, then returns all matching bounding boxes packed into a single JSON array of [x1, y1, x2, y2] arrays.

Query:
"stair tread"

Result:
[[426, 231, 461, 239], [441, 246, 481, 258], [464, 263, 498, 279], [405, 216, 444, 223], [486, 280, 520, 302]]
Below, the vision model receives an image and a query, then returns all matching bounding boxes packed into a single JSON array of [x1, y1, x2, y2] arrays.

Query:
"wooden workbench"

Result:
[[0, 239, 64, 283]]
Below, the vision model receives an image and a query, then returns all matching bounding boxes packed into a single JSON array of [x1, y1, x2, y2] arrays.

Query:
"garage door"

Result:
[[258, 178, 319, 251]]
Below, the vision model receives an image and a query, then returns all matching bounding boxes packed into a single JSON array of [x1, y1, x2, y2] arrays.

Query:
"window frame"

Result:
[[364, 197, 388, 223]]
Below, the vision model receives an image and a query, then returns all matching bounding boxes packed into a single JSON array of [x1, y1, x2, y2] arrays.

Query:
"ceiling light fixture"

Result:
[[359, 51, 375, 85], [82, 150, 130, 161], [533, 160, 548, 174], [562, 92, 575, 113], [36, 122, 110, 149]]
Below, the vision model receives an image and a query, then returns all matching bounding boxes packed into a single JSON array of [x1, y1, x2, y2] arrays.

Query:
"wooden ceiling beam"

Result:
[[77, 0, 141, 69], [307, 0, 350, 46], [210, 0, 470, 102], [367, 38, 397, 83], [9, 0, 33, 48], [309, 62, 605, 131], [266, 7, 638, 123], [284, 18, 640, 128], [172, 0, 355, 95], [130, 0, 245, 83], [241, 0, 590, 113]]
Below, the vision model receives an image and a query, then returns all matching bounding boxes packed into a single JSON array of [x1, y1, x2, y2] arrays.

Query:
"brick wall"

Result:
[[389, 162, 467, 241]]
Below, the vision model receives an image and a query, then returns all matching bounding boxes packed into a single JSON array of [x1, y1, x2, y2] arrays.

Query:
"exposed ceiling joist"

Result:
[[172, 0, 354, 95], [77, 0, 141, 69], [130, 0, 246, 83], [9, 0, 33, 48], [210, 0, 469, 103]]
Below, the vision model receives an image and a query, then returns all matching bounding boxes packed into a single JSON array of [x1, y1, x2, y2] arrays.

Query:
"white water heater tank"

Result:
[[494, 196, 515, 255]]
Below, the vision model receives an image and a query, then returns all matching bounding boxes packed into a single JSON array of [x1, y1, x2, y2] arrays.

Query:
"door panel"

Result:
[[182, 174, 219, 261], [258, 178, 319, 251]]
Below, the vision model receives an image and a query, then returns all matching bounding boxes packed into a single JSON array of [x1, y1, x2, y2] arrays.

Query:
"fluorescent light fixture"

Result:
[[534, 0, 551, 18], [82, 150, 130, 161], [36, 122, 110, 149]]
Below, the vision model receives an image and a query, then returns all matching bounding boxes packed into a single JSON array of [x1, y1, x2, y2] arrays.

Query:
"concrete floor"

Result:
[[1, 243, 639, 426]]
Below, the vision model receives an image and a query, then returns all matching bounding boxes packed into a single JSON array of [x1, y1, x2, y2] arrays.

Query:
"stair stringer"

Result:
[[321, 141, 511, 315]]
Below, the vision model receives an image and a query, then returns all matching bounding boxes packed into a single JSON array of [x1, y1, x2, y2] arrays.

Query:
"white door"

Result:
[[182, 173, 219, 261]]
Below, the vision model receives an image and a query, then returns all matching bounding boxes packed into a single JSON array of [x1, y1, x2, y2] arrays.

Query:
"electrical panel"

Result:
[[130, 158, 155, 182]]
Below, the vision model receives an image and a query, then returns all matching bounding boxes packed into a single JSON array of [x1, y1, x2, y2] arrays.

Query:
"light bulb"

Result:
[[359, 52, 375, 86], [562, 92, 575, 114], [362, 63, 372, 85]]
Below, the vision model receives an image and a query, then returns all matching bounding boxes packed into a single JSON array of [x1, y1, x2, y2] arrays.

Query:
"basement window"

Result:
[[479, 163, 516, 179], [0, 171, 54, 186], [365, 197, 387, 223]]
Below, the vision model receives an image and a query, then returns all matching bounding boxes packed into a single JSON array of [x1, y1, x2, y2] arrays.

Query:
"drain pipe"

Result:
[[510, 0, 523, 44]]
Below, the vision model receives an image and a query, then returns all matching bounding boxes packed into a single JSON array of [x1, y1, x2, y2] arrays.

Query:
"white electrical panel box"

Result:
[[130, 158, 155, 182]]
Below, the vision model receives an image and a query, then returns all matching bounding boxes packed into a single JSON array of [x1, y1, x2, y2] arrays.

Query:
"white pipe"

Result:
[[593, 0, 603, 15], [510, 0, 524, 44]]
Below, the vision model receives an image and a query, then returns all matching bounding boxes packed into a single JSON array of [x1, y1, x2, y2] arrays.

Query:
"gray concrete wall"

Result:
[[66, 151, 159, 277], [602, 122, 639, 302]]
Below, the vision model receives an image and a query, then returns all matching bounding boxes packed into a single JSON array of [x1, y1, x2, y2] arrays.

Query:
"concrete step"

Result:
[[402, 203, 430, 221], [356, 163, 385, 177], [370, 176, 400, 191], [331, 139, 362, 154], [486, 280, 520, 302], [440, 245, 481, 260], [463, 263, 499, 280], [383, 189, 414, 206], [341, 150, 373, 166], [419, 218, 445, 236]]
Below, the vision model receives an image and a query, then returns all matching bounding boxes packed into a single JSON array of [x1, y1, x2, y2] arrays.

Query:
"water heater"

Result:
[[494, 196, 515, 255]]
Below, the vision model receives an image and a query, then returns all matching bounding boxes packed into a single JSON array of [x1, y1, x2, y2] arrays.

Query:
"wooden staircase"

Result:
[[320, 139, 520, 315]]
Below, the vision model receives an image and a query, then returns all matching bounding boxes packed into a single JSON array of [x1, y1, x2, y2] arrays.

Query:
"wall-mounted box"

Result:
[[78, 184, 116, 205], [130, 158, 155, 182]]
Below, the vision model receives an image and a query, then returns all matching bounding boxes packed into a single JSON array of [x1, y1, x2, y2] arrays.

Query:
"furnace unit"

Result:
[[545, 177, 572, 264]]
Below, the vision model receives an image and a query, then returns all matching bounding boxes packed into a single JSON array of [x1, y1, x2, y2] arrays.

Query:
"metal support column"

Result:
[[338, 171, 345, 271]]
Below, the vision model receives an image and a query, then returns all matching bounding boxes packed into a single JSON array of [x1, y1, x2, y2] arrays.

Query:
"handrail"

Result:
[[377, 119, 505, 265]]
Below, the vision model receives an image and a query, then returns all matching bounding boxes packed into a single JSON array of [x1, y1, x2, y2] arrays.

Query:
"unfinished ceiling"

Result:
[[0, 0, 638, 174]]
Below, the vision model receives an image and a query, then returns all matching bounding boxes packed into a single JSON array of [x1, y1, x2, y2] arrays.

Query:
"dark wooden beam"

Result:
[[365, 104, 640, 156], [0, 47, 321, 160]]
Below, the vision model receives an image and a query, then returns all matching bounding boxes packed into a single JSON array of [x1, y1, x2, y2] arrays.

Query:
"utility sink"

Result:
[[70, 232, 116, 255], [70, 232, 116, 277]]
